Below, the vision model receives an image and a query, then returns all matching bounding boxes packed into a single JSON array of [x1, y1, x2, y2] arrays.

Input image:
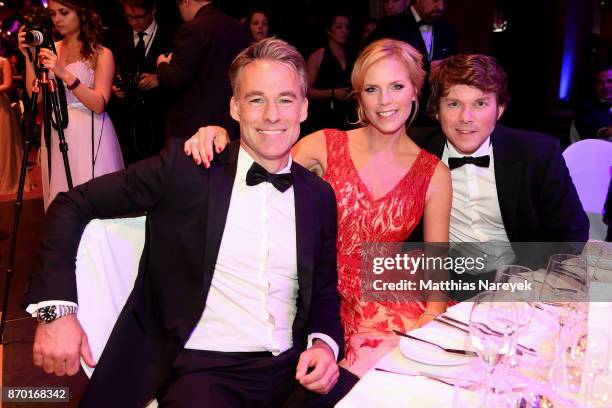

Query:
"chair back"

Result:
[[563, 139, 612, 240], [75, 216, 146, 377]]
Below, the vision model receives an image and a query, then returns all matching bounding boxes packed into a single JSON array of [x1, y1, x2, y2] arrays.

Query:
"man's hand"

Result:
[[138, 73, 159, 91], [33, 315, 96, 376], [295, 339, 339, 394], [184, 126, 230, 169], [157, 53, 172, 66]]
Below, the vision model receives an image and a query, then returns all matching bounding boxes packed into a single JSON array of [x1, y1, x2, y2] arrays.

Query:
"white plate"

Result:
[[399, 336, 476, 366]]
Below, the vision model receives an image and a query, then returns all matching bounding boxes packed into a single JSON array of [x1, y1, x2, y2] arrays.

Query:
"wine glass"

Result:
[[551, 320, 612, 406], [593, 244, 612, 283], [541, 254, 589, 326], [494, 265, 536, 375], [469, 291, 518, 406]]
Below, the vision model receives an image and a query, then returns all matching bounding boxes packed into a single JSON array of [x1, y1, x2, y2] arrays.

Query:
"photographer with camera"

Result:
[[107, 0, 173, 166], [18, 0, 124, 211]]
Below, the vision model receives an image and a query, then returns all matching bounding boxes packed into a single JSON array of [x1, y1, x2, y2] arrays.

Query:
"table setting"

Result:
[[337, 241, 612, 408]]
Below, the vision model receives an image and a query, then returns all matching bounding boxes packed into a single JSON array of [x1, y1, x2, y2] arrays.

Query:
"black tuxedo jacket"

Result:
[[370, 12, 458, 70], [409, 124, 589, 243], [157, 4, 251, 140], [24, 140, 343, 406]]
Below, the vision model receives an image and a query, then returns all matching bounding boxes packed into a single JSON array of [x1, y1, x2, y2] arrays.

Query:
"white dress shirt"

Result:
[[133, 20, 157, 58], [185, 147, 338, 358], [411, 6, 433, 60], [442, 139, 515, 270]]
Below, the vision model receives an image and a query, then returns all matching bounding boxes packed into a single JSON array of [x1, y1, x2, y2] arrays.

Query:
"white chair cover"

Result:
[[75, 216, 146, 378], [563, 139, 612, 240]]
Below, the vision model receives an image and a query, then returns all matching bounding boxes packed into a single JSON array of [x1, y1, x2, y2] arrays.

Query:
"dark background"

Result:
[[1, 0, 611, 143]]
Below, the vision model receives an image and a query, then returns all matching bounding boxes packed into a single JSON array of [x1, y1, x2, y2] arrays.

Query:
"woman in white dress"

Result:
[[19, 0, 124, 210]]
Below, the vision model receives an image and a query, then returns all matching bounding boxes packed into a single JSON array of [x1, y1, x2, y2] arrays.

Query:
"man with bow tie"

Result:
[[410, 54, 589, 248], [24, 38, 357, 407]]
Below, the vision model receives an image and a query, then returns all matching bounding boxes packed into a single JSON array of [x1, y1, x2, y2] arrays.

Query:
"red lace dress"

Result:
[[322, 129, 440, 376]]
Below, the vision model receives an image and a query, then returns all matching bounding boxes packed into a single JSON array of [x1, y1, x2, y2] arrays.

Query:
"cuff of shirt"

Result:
[[307, 333, 339, 361], [26, 301, 79, 317]]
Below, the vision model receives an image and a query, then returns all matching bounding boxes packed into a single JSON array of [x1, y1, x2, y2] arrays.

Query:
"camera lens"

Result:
[[24, 30, 45, 46]]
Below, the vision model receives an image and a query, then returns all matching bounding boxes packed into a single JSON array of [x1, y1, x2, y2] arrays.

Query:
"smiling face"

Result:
[[231, 59, 308, 170], [437, 84, 504, 155], [328, 15, 350, 45], [48, 0, 80, 37], [359, 57, 417, 134], [249, 12, 269, 41]]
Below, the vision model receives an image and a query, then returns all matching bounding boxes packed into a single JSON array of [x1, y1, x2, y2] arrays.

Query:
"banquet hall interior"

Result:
[[0, 0, 611, 406]]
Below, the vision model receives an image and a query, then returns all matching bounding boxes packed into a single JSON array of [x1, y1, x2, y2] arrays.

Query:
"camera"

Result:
[[114, 68, 144, 106], [23, 23, 54, 49]]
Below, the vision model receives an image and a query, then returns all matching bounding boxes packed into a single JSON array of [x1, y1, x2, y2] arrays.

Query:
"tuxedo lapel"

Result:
[[491, 126, 523, 240], [202, 143, 240, 288], [291, 165, 315, 320]]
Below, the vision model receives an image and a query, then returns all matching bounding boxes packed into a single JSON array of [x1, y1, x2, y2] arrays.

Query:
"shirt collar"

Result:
[[411, 6, 430, 25], [236, 147, 292, 184], [445, 136, 492, 159], [134, 19, 156, 38]]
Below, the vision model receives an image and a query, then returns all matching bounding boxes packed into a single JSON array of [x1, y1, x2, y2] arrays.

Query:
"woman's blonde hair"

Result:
[[351, 39, 425, 126]]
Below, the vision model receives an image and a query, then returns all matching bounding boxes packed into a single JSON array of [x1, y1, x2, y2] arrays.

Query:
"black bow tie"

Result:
[[416, 20, 432, 28], [448, 155, 490, 170], [246, 162, 293, 192]]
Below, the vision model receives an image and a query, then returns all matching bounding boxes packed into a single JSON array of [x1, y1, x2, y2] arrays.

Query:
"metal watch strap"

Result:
[[37, 304, 78, 323]]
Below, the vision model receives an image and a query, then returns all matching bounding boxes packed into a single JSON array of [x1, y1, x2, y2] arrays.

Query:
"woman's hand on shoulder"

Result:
[[184, 126, 230, 168]]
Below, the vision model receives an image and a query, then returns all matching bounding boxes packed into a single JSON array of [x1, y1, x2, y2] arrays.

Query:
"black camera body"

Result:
[[114, 68, 145, 106], [23, 23, 55, 49]]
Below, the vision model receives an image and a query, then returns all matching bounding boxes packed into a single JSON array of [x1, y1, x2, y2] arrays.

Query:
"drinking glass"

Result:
[[494, 265, 536, 376], [469, 291, 518, 406], [551, 321, 612, 407], [541, 254, 589, 326]]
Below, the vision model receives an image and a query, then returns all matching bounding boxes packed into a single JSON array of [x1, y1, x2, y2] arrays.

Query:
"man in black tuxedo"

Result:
[[25, 38, 356, 407], [107, 0, 174, 166], [370, 0, 458, 124], [410, 54, 588, 245], [157, 0, 251, 141], [408, 54, 588, 298]]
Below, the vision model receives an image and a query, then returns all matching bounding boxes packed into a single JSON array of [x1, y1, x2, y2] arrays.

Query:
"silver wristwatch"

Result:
[[36, 305, 78, 323]]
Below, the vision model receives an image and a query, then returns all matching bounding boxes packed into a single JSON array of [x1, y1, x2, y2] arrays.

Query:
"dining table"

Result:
[[336, 240, 612, 408]]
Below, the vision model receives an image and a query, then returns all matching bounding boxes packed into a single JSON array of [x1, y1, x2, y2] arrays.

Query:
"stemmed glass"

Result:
[[469, 291, 518, 406], [551, 320, 612, 407], [494, 265, 536, 372], [541, 254, 589, 326]]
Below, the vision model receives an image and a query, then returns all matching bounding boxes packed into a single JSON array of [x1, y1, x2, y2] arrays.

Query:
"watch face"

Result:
[[38, 306, 57, 322]]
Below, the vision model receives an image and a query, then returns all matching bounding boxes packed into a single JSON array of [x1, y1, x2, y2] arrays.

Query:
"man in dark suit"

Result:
[[157, 0, 251, 141], [25, 38, 356, 407], [410, 54, 588, 245], [370, 0, 458, 124], [107, 0, 174, 165], [409, 54, 588, 298]]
